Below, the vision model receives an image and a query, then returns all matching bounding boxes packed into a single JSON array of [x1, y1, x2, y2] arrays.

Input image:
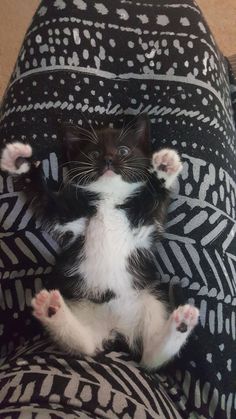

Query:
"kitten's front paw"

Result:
[[152, 149, 182, 176], [32, 289, 62, 320], [0, 142, 33, 174], [171, 304, 199, 334]]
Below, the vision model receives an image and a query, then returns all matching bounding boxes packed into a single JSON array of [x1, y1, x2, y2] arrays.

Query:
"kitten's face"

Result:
[[62, 115, 151, 185]]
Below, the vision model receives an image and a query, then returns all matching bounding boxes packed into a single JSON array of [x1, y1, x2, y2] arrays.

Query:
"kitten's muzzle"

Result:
[[101, 156, 118, 175], [103, 156, 115, 171], [104, 156, 113, 167]]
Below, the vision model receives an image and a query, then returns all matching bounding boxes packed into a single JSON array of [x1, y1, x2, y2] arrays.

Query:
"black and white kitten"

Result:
[[0, 115, 199, 370]]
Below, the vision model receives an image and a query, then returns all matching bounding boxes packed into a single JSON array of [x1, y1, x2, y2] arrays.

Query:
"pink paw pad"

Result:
[[0, 142, 32, 174], [172, 305, 199, 333], [32, 289, 61, 319], [152, 149, 182, 175]]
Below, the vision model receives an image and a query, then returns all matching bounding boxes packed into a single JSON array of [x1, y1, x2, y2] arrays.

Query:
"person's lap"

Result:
[[0, 1, 235, 418]]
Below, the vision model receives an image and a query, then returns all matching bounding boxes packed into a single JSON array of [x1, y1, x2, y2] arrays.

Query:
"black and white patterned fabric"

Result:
[[0, 0, 236, 417]]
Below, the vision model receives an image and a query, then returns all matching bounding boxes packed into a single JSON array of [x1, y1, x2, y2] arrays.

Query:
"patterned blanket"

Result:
[[0, 0, 235, 417]]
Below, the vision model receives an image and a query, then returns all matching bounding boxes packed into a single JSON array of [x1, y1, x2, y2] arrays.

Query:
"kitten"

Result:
[[0, 114, 199, 369]]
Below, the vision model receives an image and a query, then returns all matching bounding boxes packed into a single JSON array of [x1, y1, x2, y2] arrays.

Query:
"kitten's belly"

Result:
[[79, 205, 135, 294]]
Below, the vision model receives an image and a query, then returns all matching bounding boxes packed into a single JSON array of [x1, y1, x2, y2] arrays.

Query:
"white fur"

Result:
[[85, 172, 143, 201], [133, 224, 158, 248], [78, 204, 134, 295], [55, 218, 88, 237], [32, 290, 97, 355], [141, 304, 199, 369]]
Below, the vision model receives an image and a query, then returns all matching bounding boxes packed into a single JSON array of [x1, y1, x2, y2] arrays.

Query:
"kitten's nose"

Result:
[[104, 156, 113, 167]]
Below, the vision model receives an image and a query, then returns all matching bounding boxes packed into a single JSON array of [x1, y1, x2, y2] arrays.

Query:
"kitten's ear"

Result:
[[134, 113, 151, 153]]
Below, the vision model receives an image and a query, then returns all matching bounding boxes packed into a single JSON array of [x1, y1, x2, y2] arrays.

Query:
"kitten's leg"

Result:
[[0, 142, 54, 221], [141, 303, 199, 370], [0, 141, 48, 211], [151, 149, 183, 189], [0, 142, 35, 174], [32, 289, 100, 355], [0, 142, 73, 229]]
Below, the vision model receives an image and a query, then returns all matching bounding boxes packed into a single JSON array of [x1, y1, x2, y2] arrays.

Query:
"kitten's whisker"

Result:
[[122, 162, 148, 168], [118, 114, 144, 143], [68, 169, 94, 184], [59, 160, 82, 167], [120, 168, 136, 182], [65, 169, 92, 179], [122, 165, 148, 171], [75, 127, 98, 144], [79, 150, 94, 163], [69, 168, 94, 177], [79, 112, 99, 143], [116, 120, 126, 143], [121, 166, 149, 182], [75, 170, 96, 186], [67, 164, 94, 173], [118, 125, 133, 144], [66, 164, 93, 173], [123, 156, 150, 162]]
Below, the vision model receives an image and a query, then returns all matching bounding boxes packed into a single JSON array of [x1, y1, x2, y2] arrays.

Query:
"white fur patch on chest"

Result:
[[61, 175, 156, 296], [80, 175, 150, 295], [79, 201, 134, 295]]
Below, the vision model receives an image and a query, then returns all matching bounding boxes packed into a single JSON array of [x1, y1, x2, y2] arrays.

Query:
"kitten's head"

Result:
[[62, 114, 151, 186]]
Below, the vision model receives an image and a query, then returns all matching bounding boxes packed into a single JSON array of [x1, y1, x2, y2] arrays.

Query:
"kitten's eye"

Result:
[[118, 146, 130, 157], [89, 150, 100, 159]]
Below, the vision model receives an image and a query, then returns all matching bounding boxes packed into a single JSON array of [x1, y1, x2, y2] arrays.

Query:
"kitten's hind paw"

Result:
[[32, 289, 62, 320], [171, 304, 199, 334], [0, 142, 33, 174], [151, 149, 182, 188]]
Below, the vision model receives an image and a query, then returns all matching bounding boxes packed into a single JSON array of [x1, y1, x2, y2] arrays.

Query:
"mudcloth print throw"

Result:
[[0, 0, 235, 418]]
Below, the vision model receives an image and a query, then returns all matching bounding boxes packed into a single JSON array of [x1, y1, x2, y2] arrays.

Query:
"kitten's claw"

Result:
[[0, 142, 32, 174], [33, 160, 41, 168], [152, 149, 182, 176], [171, 305, 199, 334], [32, 289, 62, 320]]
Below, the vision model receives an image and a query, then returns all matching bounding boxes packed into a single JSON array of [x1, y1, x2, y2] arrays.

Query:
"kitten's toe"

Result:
[[48, 290, 61, 317], [32, 289, 62, 320], [172, 305, 199, 333], [0, 142, 32, 174], [152, 149, 182, 176]]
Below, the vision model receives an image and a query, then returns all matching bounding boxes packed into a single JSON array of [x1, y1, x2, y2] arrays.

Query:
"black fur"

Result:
[[128, 248, 160, 291], [22, 165, 98, 227], [118, 173, 169, 228], [45, 237, 86, 299]]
